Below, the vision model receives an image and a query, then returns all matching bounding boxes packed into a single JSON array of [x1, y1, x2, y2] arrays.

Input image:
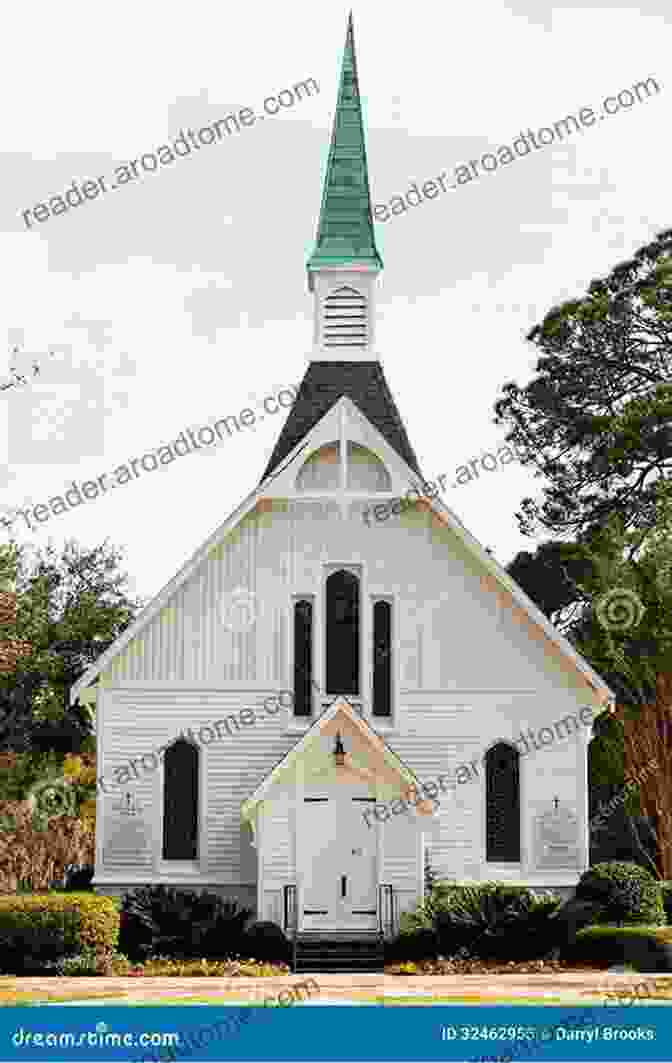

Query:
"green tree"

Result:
[[494, 228, 672, 541], [506, 540, 597, 623], [0, 539, 144, 753]]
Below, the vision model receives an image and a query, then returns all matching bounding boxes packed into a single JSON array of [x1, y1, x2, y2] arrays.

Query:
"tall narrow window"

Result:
[[485, 742, 520, 862], [163, 739, 198, 860], [326, 570, 359, 696], [294, 599, 313, 717], [372, 600, 391, 717]]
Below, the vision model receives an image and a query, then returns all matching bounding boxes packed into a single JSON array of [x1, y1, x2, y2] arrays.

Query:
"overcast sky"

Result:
[[1, 0, 670, 604]]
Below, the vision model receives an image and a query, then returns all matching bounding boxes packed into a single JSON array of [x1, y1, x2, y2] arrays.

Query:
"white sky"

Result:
[[0, 0, 670, 604]]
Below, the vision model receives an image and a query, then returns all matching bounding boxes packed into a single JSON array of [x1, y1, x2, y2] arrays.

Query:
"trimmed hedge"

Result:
[[0, 893, 119, 974], [562, 925, 672, 972], [575, 862, 665, 925]]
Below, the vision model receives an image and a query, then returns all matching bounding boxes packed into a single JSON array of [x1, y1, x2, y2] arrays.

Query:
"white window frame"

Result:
[[154, 734, 207, 875]]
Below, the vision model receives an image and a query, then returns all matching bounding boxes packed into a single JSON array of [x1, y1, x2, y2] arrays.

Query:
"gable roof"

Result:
[[241, 696, 432, 821], [261, 361, 422, 482], [306, 13, 383, 284], [69, 396, 615, 713]]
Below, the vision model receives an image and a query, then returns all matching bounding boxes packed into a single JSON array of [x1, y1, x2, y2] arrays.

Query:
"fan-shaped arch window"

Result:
[[346, 443, 391, 492], [485, 742, 520, 862], [296, 443, 340, 492], [322, 286, 367, 349], [326, 570, 359, 696], [163, 739, 199, 860]]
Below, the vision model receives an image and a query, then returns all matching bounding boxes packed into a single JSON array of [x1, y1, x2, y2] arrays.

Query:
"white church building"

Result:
[[71, 16, 614, 960]]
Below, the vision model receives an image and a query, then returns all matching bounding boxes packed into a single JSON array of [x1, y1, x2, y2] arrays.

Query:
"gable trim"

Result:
[[241, 698, 421, 821], [70, 398, 615, 711]]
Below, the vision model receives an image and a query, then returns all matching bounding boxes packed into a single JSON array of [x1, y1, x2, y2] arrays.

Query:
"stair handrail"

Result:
[[283, 883, 298, 969], [378, 883, 395, 940]]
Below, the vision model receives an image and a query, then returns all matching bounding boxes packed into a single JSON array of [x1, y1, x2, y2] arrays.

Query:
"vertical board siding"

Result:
[[261, 801, 293, 886]]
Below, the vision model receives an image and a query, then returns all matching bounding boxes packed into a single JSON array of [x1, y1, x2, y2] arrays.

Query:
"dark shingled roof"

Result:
[[260, 361, 422, 484]]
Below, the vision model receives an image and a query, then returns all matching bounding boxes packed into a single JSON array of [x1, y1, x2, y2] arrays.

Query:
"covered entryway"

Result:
[[301, 789, 378, 932], [242, 697, 436, 958]]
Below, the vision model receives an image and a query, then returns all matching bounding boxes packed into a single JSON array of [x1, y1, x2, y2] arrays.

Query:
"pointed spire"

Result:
[[306, 14, 383, 288]]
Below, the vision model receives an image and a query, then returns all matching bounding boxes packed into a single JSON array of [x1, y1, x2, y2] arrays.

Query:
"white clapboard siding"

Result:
[[96, 496, 593, 887]]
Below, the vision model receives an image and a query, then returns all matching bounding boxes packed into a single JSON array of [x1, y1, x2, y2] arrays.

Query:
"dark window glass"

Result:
[[372, 601, 391, 717], [486, 742, 520, 862], [326, 570, 359, 696], [163, 739, 198, 860], [294, 600, 313, 716]]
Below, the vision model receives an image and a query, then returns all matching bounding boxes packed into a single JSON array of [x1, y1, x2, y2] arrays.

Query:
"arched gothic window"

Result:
[[163, 739, 199, 860], [372, 600, 391, 717], [485, 742, 520, 862], [326, 570, 359, 696], [294, 599, 313, 717]]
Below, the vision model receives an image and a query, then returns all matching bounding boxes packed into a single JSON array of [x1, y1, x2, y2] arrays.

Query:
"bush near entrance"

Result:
[[575, 862, 665, 926]]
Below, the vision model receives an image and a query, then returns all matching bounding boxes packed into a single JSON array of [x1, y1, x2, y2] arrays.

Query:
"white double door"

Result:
[[300, 790, 378, 931]]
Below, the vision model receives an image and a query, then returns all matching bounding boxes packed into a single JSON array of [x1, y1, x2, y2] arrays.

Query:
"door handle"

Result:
[[341, 875, 347, 898]]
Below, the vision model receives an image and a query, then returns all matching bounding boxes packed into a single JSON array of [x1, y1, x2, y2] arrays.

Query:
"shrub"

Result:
[[399, 881, 460, 933], [562, 925, 672, 972], [63, 865, 94, 891], [433, 883, 561, 960], [0, 800, 94, 894], [0, 893, 119, 974], [119, 886, 252, 961], [44, 948, 133, 976], [385, 927, 438, 962], [575, 862, 665, 926], [392, 882, 561, 962], [131, 956, 289, 976], [241, 921, 291, 963]]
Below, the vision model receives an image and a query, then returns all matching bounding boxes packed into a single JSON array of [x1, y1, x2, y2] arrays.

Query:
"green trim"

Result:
[[306, 13, 383, 280]]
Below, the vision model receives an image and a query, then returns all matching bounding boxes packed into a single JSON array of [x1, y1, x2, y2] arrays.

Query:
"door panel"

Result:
[[340, 798, 377, 927], [301, 798, 339, 929], [301, 792, 378, 931]]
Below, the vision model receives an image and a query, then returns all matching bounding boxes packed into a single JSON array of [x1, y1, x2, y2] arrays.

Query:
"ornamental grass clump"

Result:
[[0, 799, 94, 894]]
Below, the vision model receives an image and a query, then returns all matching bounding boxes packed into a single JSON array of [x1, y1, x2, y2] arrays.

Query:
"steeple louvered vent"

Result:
[[323, 286, 367, 349]]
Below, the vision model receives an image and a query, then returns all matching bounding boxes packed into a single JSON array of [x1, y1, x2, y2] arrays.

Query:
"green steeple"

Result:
[[306, 13, 383, 288]]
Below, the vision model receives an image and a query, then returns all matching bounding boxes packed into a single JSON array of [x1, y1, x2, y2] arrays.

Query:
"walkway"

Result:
[[2, 972, 672, 1005]]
